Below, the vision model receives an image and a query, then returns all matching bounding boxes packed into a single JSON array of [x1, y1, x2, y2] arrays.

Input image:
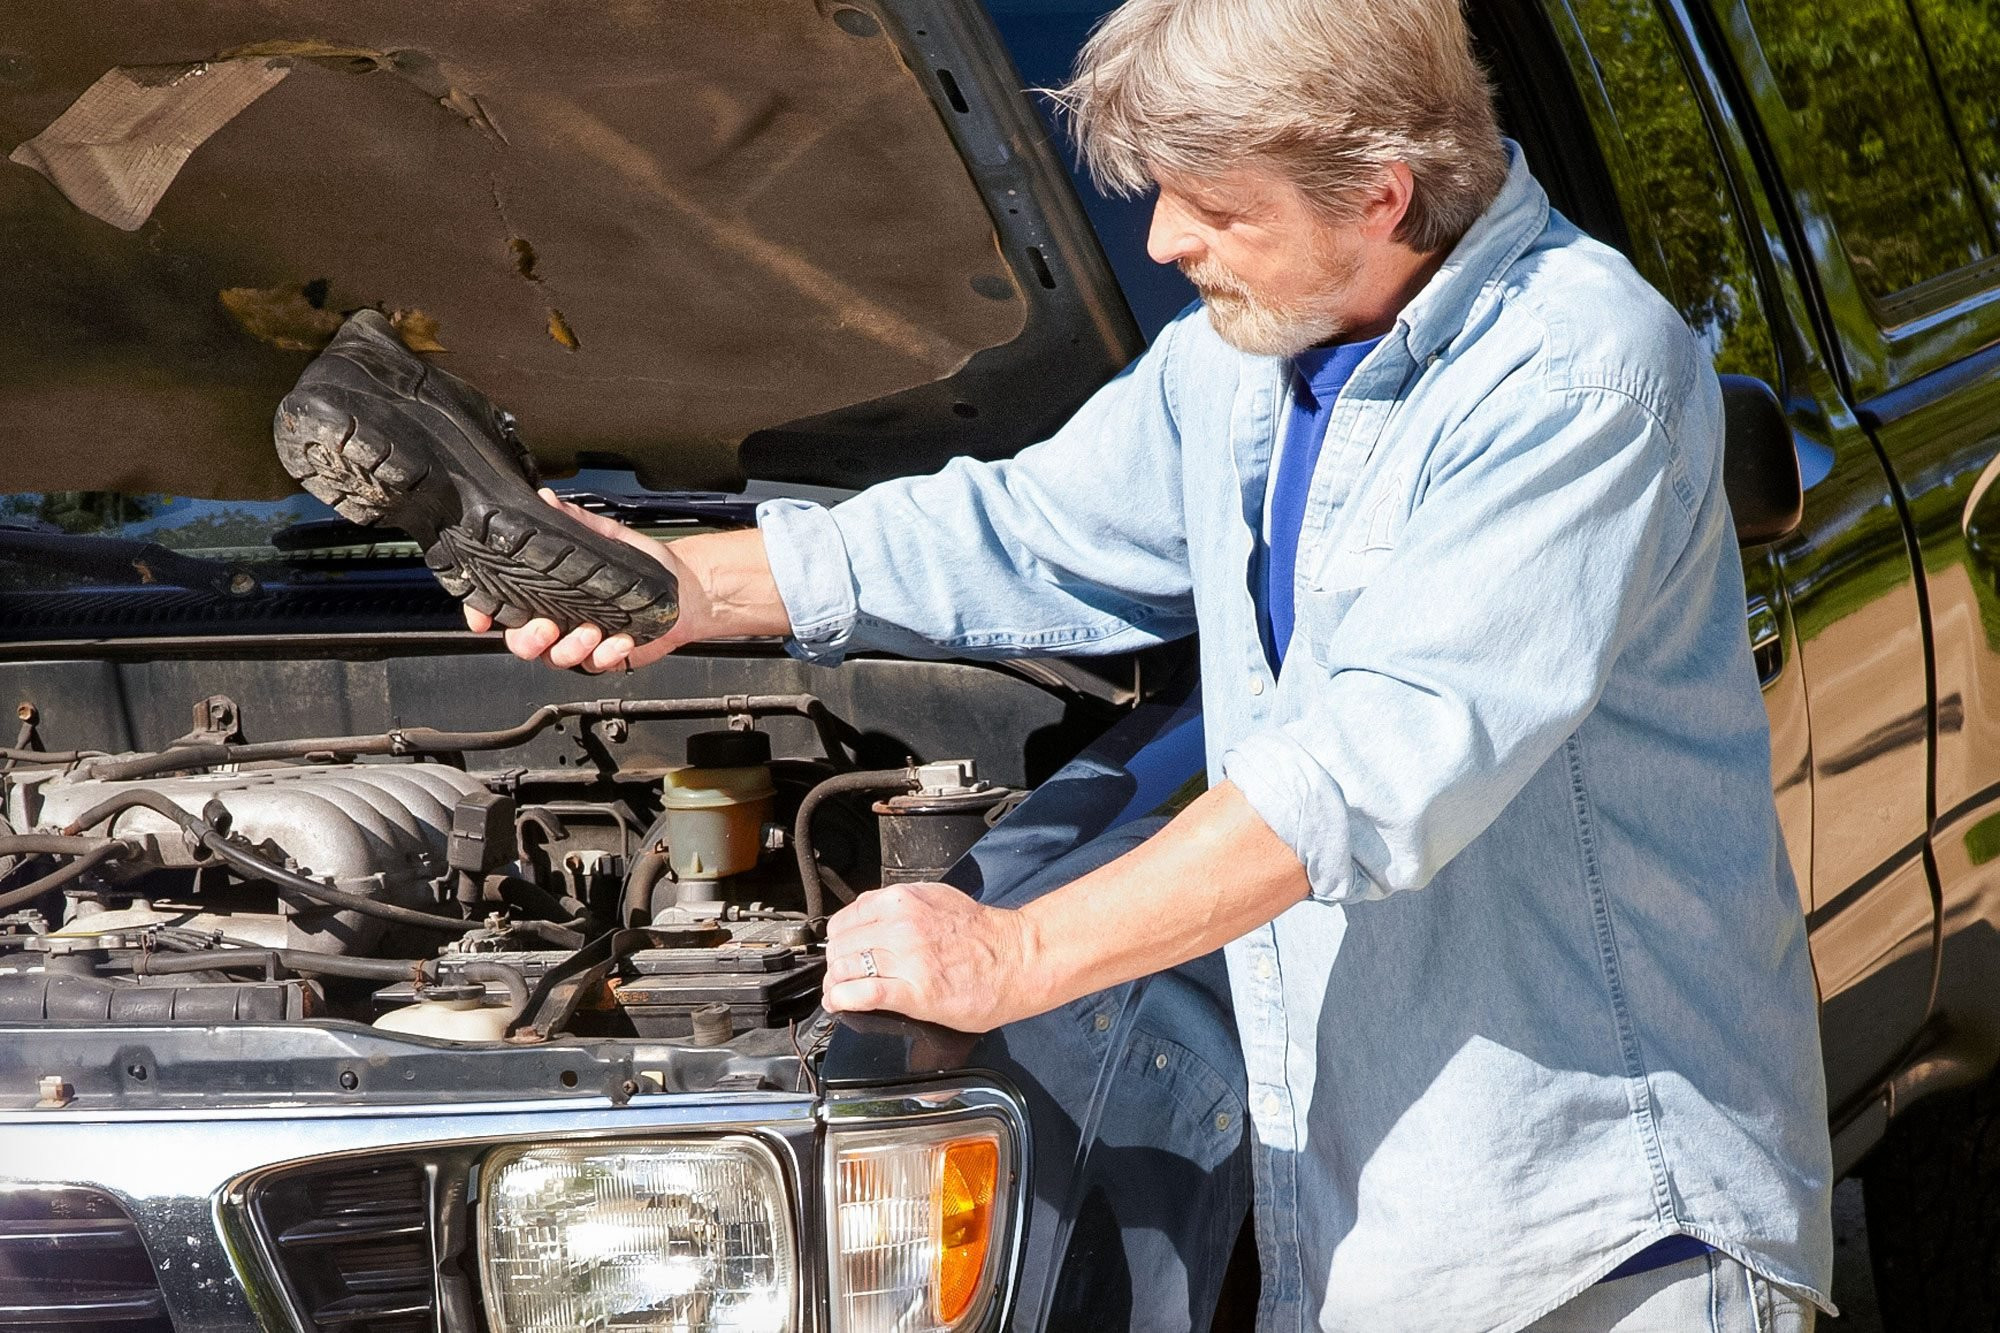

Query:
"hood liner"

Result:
[[0, 0, 1077, 498]]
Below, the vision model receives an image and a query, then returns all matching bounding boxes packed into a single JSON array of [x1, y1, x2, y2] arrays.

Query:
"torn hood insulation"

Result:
[[0, 1, 1136, 498]]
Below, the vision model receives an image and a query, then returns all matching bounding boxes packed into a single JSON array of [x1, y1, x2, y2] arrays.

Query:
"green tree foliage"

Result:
[[1910, 0, 2000, 224], [141, 508, 293, 551], [1, 492, 156, 535], [1738, 0, 1993, 298]]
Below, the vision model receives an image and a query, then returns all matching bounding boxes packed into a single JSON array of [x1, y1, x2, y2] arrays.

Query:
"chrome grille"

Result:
[[0, 1186, 171, 1330], [2, 1082, 822, 1332], [253, 1162, 442, 1333]]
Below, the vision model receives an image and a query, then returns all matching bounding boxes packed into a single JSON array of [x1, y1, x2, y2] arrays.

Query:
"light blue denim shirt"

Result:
[[759, 144, 1833, 1331]]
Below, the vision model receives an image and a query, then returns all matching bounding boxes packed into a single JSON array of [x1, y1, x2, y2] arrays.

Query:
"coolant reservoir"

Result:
[[374, 996, 512, 1041], [661, 731, 775, 882]]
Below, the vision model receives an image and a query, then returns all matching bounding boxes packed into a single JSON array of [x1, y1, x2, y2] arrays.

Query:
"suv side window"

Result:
[[1564, 0, 1778, 381], [1910, 0, 2000, 225], [1734, 0, 1995, 305]]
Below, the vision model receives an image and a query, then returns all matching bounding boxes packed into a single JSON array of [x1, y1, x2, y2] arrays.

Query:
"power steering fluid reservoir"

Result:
[[661, 731, 775, 885]]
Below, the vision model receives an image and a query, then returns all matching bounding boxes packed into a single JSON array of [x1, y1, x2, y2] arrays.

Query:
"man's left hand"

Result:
[[821, 883, 1043, 1033]]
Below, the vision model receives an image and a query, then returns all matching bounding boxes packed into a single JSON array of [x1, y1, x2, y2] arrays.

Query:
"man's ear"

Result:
[[1356, 163, 1416, 243]]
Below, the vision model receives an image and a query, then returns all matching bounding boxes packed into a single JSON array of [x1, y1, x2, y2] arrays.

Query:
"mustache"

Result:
[[1179, 257, 1251, 300]]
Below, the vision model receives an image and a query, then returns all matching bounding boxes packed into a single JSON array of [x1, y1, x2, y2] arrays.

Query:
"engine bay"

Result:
[[0, 688, 1022, 1058]]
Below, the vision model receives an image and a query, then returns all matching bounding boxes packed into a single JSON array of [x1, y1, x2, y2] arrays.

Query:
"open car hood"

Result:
[[0, 0, 1138, 498]]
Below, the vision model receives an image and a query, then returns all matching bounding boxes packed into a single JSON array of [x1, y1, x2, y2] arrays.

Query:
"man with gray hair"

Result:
[[467, 0, 1835, 1326]]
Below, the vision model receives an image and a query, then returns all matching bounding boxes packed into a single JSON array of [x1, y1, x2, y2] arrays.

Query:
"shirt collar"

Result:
[[1395, 140, 1549, 366]]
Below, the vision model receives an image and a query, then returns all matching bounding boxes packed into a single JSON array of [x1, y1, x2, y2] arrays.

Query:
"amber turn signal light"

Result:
[[937, 1137, 999, 1323], [828, 1115, 1016, 1333]]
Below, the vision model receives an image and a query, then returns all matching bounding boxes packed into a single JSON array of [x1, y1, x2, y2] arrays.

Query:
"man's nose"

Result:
[[1146, 199, 1203, 267]]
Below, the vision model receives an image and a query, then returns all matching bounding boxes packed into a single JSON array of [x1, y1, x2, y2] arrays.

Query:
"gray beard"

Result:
[[1183, 253, 1360, 358], [1200, 289, 1348, 357]]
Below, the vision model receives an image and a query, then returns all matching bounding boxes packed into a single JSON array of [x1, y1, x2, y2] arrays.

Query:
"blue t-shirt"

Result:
[[1260, 336, 1381, 667]]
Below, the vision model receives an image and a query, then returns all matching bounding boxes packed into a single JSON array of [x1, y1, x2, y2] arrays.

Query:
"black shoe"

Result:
[[273, 310, 679, 643]]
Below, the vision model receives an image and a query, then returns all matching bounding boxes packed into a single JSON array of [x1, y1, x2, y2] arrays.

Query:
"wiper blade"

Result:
[[269, 517, 415, 552], [560, 490, 759, 526], [0, 524, 260, 597]]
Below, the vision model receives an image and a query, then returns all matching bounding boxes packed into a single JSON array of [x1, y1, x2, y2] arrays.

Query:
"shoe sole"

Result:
[[272, 311, 680, 643]]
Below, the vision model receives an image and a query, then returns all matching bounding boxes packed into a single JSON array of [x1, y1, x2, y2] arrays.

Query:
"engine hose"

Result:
[[622, 848, 673, 927], [0, 747, 105, 764], [56, 790, 483, 936], [0, 839, 143, 915], [123, 949, 438, 983], [0, 832, 131, 859], [484, 873, 576, 924], [0, 971, 309, 1024], [457, 961, 533, 1027], [791, 768, 919, 920], [60, 789, 207, 840]]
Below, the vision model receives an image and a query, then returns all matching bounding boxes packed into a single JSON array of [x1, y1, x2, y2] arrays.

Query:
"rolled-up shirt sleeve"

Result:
[[1223, 376, 1712, 904], [757, 312, 1201, 666], [757, 498, 864, 663]]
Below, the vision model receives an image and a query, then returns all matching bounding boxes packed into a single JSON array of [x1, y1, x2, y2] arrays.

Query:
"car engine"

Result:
[[0, 691, 1015, 1049]]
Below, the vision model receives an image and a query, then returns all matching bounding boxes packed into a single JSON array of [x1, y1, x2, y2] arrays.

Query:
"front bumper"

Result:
[[0, 1025, 1027, 1332]]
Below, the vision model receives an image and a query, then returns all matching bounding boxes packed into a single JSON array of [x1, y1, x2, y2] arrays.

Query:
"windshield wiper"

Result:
[[554, 490, 759, 526], [0, 523, 261, 597], [269, 517, 417, 553]]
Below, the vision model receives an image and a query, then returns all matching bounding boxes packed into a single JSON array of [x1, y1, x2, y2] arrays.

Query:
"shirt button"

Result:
[[1249, 676, 1265, 696], [1094, 1012, 1111, 1032], [1155, 1052, 1169, 1070], [1255, 957, 1275, 981]]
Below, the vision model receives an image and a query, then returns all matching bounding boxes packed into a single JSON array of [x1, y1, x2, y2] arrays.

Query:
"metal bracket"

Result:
[[180, 694, 245, 746]]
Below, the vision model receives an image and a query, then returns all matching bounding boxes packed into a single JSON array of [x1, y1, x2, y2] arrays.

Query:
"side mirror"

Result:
[[1720, 374, 1803, 548]]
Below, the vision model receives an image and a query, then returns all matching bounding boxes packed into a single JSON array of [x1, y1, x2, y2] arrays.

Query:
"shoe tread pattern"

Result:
[[273, 312, 679, 642]]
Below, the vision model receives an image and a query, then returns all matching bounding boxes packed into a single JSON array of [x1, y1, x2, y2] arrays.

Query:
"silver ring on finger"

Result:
[[860, 948, 879, 979]]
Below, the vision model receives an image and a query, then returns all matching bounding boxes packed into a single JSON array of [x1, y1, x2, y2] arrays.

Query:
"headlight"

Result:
[[827, 1117, 1014, 1333], [479, 1137, 796, 1333]]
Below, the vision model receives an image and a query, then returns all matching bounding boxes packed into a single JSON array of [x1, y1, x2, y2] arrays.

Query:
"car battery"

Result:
[[609, 945, 825, 1040]]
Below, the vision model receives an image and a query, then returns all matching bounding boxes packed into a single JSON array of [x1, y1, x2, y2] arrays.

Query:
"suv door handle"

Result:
[[1748, 596, 1782, 687]]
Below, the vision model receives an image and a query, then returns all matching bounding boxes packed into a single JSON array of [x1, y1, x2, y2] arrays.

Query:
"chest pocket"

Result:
[[1287, 467, 1416, 664], [1306, 466, 1414, 593]]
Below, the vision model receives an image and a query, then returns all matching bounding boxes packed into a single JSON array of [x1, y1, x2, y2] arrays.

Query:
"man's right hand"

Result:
[[461, 489, 791, 673]]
